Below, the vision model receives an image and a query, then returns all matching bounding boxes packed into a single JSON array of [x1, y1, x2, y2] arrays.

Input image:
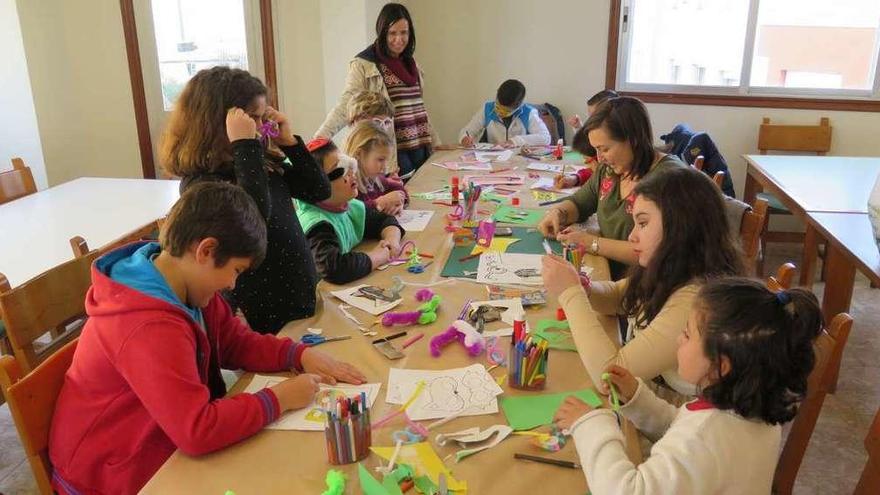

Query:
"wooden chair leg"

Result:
[[800, 225, 819, 289]]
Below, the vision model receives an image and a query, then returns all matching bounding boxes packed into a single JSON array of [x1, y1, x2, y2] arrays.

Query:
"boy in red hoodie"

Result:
[[49, 182, 365, 494]]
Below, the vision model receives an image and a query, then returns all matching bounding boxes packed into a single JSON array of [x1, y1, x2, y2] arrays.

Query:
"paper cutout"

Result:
[[436, 425, 513, 462], [242, 377, 380, 430], [468, 298, 525, 325], [463, 174, 525, 188], [411, 190, 452, 201], [526, 162, 563, 173], [433, 161, 493, 171], [474, 150, 514, 162], [358, 463, 403, 495], [500, 389, 603, 430], [475, 253, 543, 286], [532, 190, 559, 202], [530, 177, 579, 195], [370, 442, 467, 492], [492, 205, 544, 226], [386, 364, 503, 420], [331, 285, 402, 316], [396, 210, 435, 232], [533, 319, 577, 351], [469, 237, 519, 255], [482, 327, 513, 338]]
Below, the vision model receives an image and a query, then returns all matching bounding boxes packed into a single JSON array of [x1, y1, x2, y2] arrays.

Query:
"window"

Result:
[[612, 0, 880, 106], [151, 0, 250, 110]]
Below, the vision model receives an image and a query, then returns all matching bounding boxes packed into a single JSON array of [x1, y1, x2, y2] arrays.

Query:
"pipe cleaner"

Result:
[[430, 320, 485, 357], [257, 120, 280, 145], [382, 292, 441, 327], [321, 469, 346, 495], [602, 372, 621, 412]]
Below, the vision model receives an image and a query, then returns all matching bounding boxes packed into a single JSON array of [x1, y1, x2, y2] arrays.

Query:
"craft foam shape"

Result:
[[429, 320, 485, 357], [321, 469, 346, 495]]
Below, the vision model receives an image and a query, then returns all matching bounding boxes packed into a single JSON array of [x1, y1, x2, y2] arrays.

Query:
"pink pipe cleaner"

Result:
[[382, 311, 422, 326], [430, 320, 484, 357], [258, 120, 280, 144], [415, 288, 434, 301]]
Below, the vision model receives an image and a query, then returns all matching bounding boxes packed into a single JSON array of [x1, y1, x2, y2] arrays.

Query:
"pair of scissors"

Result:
[[301, 334, 352, 346]]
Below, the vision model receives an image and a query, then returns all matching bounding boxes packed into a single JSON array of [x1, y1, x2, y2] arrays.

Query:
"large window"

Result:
[[612, 0, 880, 107]]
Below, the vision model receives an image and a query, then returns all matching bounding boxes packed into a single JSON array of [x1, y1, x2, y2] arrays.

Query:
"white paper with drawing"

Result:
[[385, 364, 504, 420], [330, 284, 402, 315], [475, 253, 544, 286], [395, 210, 434, 232], [243, 376, 381, 430], [530, 177, 578, 195]]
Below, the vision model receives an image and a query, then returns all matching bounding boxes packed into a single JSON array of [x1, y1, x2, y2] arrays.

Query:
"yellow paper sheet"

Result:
[[370, 442, 467, 492], [532, 190, 558, 202], [470, 237, 520, 255]]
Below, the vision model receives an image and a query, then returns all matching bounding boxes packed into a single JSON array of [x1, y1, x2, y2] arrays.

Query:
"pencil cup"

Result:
[[508, 338, 548, 391], [324, 409, 371, 465]]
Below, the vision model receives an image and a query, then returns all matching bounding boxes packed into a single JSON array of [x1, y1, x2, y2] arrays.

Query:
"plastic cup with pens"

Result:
[[508, 314, 549, 391], [324, 393, 372, 465]]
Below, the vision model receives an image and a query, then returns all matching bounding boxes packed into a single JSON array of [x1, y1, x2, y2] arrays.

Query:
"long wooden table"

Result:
[[742, 155, 880, 321], [142, 151, 639, 494]]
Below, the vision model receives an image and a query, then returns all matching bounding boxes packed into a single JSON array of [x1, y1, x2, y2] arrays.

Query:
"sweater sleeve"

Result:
[[510, 109, 552, 146], [564, 165, 601, 222], [307, 222, 373, 284], [558, 283, 697, 389], [315, 60, 368, 139], [278, 136, 332, 203], [458, 106, 487, 144], [209, 295, 306, 372], [363, 205, 404, 240], [113, 318, 281, 456], [574, 167, 594, 186], [231, 139, 272, 219], [617, 379, 680, 441], [382, 175, 409, 205], [569, 405, 722, 495]]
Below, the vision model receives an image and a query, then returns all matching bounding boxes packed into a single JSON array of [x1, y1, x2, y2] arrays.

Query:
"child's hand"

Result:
[[226, 108, 257, 142], [553, 395, 595, 430], [601, 365, 639, 403], [379, 238, 401, 258], [263, 106, 297, 146], [300, 347, 366, 385], [368, 244, 392, 269], [270, 373, 323, 411], [553, 174, 578, 190], [541, 254, 582, 297], [377, 191, 404, 215], [568, 114, 583, 129], [460, 135, 475, 147]]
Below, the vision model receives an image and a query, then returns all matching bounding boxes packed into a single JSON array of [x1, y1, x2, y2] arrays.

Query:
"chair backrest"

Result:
[[740, 197, 769, 275], [0, 251, 97, 373], [758, 117, 832, 155], [855, 405, 880, 494], [0, 157, 38, 205], [69, 219, 161, 258], [766, 262, 796, 291], [772, 312, 853, 494], [0, 338, 78, 495]]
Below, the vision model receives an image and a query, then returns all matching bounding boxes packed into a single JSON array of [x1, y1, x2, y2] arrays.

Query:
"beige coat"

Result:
[[314, 56, 441, 173]]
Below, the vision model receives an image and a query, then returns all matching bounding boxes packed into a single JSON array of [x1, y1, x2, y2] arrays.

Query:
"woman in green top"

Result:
[[538, 96, 684, 278]]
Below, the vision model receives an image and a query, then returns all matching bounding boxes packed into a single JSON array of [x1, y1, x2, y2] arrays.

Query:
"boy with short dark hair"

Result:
[[458, 79, 551, 147], [49, 182, 365, 495]]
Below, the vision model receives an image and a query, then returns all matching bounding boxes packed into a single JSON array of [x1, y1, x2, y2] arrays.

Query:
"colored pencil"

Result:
[[514, 453, 580, 469]]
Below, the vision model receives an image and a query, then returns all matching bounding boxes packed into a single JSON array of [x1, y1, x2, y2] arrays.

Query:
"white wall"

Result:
[[274, 0, 326, 136], [0, 0, 47, 188], [16, 0, 143, 186]]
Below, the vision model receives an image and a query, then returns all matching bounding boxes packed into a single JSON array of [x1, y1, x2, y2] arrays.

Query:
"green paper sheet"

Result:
[[358, 463, 404, 495], [500, 389, 603, 430], [441, 227, 560, 278], [492, 205, 545, 226], [533, 319, 577, 351]]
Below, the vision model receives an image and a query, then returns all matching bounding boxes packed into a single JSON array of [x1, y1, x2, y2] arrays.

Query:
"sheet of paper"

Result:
[[527, 162, 563, 173], [474, 149, 514, 162], [475, 253, 544, 286], [395, 210, 434, 232], [470, 237, 519, 255], [492, 205, 544, 226], [370, 442, 467, 492], [385, 364, 503, 420], [532, 190, 559, 202], [468, 298, 525, 325], [530, 177, 579, 195], [463, 174, 525, 187], [500, 389, 603, 430], [243, 377, 381, 431], [436, 161, 493, 171], [533, 319, 577, 351], [331, 285, 403, 316]]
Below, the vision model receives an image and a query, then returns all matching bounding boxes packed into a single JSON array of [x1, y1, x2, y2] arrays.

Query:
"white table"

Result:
[[0, 177, 180, 286]]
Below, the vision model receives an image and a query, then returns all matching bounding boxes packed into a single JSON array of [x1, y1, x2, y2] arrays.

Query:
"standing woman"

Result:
[[315, 3, 440, 178]]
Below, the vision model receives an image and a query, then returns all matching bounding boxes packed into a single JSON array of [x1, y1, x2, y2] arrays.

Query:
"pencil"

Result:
[[514, 453, 581, 469], [402, 333, 424, 349], [458, 252, 481, 262], [372, 331, 408, 344]]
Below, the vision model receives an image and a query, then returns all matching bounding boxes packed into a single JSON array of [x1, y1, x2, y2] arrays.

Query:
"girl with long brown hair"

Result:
[[161, 66, 330, 334]]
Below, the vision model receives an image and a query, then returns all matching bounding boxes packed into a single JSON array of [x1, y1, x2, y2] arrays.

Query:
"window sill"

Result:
[[619, 91, 880, 113]]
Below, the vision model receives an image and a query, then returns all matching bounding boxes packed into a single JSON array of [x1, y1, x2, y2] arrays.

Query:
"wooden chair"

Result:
[[0, 251, 97, 373], [772, 312, 853, 495], [740, 197, 770, 277], [766, 262, 797, 292], [0, 338, 78, 495], [69, 219, 162, 258], [854, 406, 880, 494], [0, 157, 38, 205], [755, 117, 832, 275]]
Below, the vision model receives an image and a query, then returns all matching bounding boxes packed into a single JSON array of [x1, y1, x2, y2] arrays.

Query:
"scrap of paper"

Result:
[[500, 390, 603, 430], [395, 210, 434, 232], [370, 442, 467, 492], [470, 237, 520, 255], [331, 285, 402, 316], [532, 190, 559, 202], [532, 319, 576, 351]]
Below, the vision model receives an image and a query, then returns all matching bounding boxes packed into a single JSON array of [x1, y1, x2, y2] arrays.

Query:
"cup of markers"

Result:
[[509, 318, 549, 391], [324, 393, 372, 465]]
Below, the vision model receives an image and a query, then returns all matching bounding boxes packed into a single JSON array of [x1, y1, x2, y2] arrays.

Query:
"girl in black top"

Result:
[[161, 67, 330, 334]]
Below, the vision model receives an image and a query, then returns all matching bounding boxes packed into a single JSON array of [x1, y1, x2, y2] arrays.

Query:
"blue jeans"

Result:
[[397, 145, 430, 179]]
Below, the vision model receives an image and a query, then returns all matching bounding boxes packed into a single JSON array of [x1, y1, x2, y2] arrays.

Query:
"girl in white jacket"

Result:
[[554, 278, 824, 495], [459, 79, 551, 147]]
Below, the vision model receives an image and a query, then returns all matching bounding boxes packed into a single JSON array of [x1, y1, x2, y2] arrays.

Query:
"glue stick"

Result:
[[513, 311, 527, 343], [476, 218, 495, 247], [554, 138, 564, 160], [451, 176, 460, 205]]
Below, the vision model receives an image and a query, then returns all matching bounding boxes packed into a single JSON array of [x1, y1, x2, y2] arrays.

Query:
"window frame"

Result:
[[605, 0, 880, 112]]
